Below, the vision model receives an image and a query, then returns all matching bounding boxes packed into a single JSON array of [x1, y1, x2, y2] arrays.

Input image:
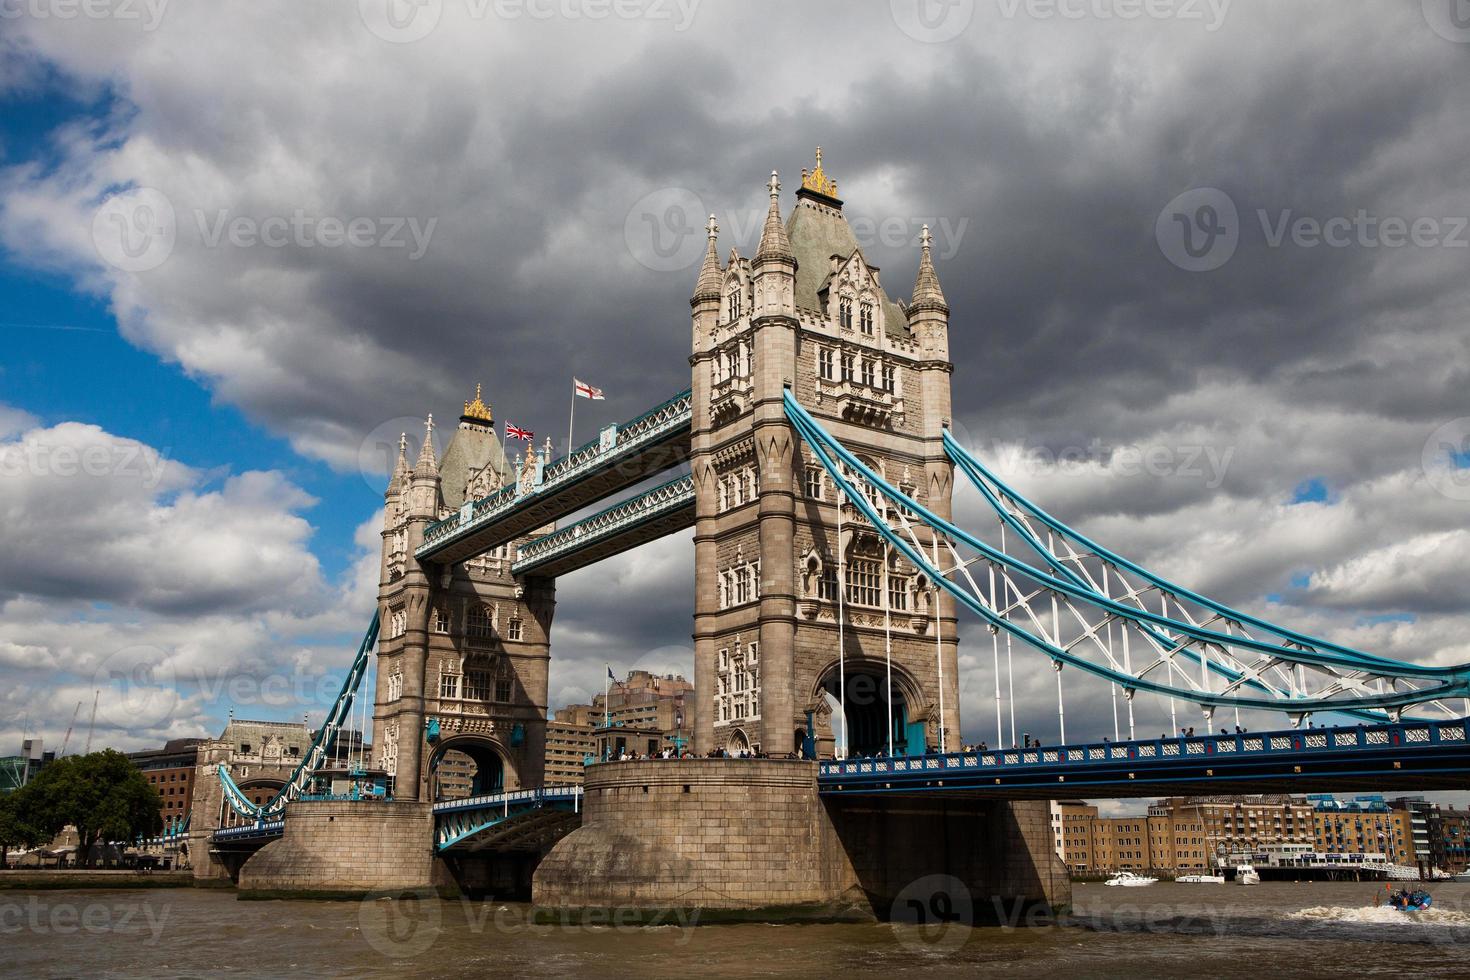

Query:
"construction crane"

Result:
[[83, 690, 99, 754], [59, 701, 82, 756]]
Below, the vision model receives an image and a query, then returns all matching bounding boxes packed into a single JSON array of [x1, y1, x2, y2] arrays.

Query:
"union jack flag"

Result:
[[505, 422, 533, 441], [574, 378, 605, 400]]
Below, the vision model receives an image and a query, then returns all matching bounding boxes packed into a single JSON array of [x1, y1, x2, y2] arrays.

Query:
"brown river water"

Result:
[[5, 881, 1470, 978]]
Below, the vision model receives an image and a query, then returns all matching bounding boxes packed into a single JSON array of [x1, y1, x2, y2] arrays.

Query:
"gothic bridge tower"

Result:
[[689, 151, 960, 759], [374, 388, 555, 801]]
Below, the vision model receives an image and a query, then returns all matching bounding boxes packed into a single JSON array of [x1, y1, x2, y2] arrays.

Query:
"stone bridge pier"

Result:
[[532, 759, 1068, 921]]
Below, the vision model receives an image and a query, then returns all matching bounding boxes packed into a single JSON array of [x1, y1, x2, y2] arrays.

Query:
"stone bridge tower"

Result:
[[374, 389, 555, 801], [689, 151, 960, 759]]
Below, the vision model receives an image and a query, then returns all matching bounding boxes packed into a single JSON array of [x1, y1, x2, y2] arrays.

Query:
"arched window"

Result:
[[466, 603, 494, 639], [859, 301, 873, 335], [839, 297, 853, 329], [728, 287, 742, 322]]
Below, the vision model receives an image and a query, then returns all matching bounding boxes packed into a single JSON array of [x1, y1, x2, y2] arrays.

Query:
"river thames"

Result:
[[5, 881, 1470, 978]]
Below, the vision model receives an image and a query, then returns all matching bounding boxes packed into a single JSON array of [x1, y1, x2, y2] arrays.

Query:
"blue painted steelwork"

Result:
[[433, 786, 583, 851], [216, 613, 380, 820], [818, 718, 1470, 795], [211, 820, 285, 843], [784, 392, 1470, 716], [418, 389, 692, 560]]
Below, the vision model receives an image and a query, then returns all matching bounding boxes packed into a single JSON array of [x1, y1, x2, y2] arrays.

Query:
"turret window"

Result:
[[839, 297, 853, 329], [861, 358, 875, 387], [728, 288, 742, 322], [804, 467, 825, 500], [433, 608, 450, 633], [882, 364, 897, 393], [859, 302, 873, 335], [507, 618, 523, 641], [841, 353, 855, 382]]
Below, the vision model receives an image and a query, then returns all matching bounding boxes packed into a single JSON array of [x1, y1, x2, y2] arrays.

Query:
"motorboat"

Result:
[[1387, 888, 1433, 912], [1104, 871, 1158, 887], [1235, 864, 1261, 885], [1175, 873, 1226, 884]]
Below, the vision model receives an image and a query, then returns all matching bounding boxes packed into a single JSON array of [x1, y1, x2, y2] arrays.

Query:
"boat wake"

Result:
[[1289, 905, 1470, 927]]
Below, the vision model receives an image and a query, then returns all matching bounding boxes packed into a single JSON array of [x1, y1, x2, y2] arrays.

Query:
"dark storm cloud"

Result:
[[2, 0, 1469, 743]]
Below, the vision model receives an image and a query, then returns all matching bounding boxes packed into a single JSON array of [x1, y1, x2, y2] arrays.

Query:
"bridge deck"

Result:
[[511, 475, 694, 578], [818, 719, 1470, 800]]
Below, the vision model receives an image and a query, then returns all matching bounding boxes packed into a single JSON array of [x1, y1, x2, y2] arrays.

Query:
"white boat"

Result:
[[1105, 871, 1158, 887], [1235, 864, 1261, 885], [1176, 874, 1225, 884], [1453, 870, 1470, 883]]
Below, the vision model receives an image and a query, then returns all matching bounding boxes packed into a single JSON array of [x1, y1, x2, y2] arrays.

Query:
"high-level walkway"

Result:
[[417, 390, 692, 565]]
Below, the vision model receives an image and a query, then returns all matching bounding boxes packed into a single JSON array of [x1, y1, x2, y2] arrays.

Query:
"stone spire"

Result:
[[414, 414, 438, 478], [910, 224, 948, 313], [693, 214, 723, 303], [389, 431, 411, 491], [754, 170, 792, 264]]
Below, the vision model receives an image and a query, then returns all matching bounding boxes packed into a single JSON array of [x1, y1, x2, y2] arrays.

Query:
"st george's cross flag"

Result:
[[574, 378, 605, 400], [505, 422, 533, 441]]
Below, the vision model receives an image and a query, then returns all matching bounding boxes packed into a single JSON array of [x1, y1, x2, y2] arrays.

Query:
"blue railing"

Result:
[[818, 718, 1470, 786], [211, 820, 285, 842], [432, 786, 584, 850]]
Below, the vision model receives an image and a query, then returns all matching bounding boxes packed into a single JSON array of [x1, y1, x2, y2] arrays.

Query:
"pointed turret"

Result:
[[755, 171, 793, 264], [388, 432, 411, 492], [414, 414, 438, 478], [693, 214, 723, 304], [909, 224, 949, 314]]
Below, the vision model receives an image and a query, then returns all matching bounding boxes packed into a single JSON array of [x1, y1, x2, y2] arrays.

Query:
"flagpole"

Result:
[[568, 381, 576, 458]]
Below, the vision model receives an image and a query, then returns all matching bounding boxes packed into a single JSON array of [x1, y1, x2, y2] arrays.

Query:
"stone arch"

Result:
[[428, 734, 517, 801], [725, 727, 752, 756], [811, 657, 928, 758]]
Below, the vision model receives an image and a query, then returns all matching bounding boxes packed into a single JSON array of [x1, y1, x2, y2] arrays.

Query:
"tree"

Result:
[[19, 750, 162, 868], [0, 790, 45, 869]]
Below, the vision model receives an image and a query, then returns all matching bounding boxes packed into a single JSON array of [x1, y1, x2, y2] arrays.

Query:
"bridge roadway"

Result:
[[417, 389, 691, 566], [819, 717, 1470, 799]]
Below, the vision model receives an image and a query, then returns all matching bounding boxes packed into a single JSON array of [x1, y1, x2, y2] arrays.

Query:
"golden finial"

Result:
[[462, 382, 493, 423], [801, 146, 837, 198]]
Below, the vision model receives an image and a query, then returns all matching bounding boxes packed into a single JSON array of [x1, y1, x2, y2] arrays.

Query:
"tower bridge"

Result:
[[191, 150, 1470, 920]]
